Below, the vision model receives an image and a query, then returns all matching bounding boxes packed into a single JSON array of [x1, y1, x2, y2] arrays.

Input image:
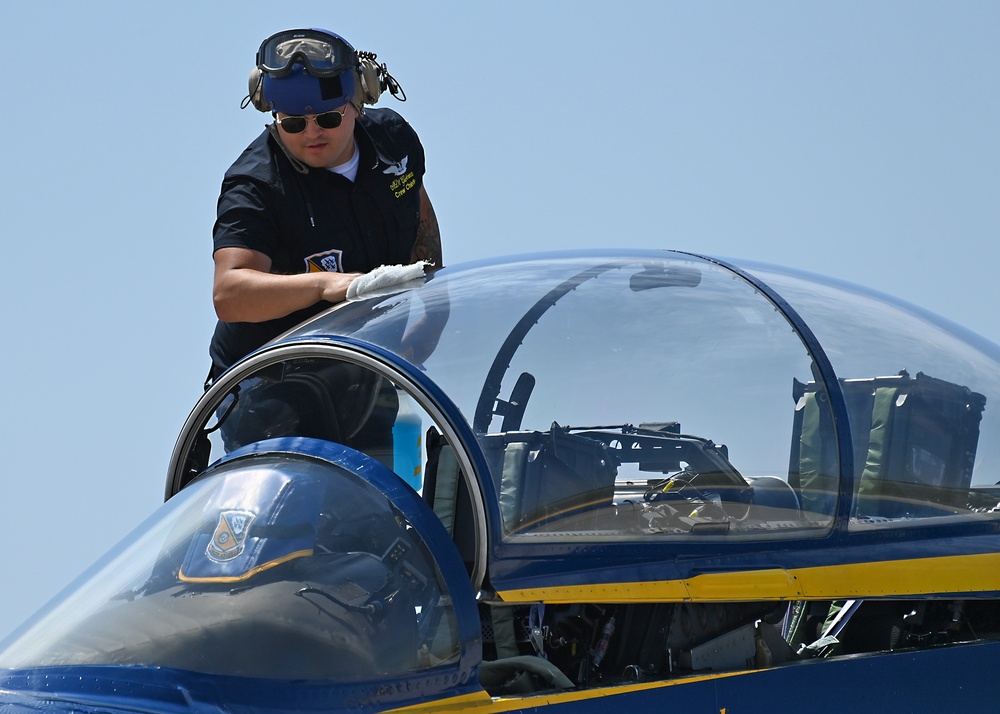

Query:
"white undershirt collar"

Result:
[[327, 140, 360, 182]]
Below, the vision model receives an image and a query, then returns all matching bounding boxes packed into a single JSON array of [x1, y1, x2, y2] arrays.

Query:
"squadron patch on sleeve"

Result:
[[305, 248, 344, 273]]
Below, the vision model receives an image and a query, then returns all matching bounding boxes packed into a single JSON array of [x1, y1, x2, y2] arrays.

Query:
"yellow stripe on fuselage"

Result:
[[381, 668, 756, 713], [497, 552, 1000, 603], [381, 691, 494, 712]]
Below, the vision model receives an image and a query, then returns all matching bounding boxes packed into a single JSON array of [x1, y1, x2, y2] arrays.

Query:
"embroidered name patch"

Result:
[[384, 155, 415, 199]]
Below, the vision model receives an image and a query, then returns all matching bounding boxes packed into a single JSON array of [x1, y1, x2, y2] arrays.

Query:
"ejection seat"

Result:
[[421, 428, 575, 695]]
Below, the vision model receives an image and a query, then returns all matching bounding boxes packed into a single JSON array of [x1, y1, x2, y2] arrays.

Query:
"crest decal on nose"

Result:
[[208, 510, 256, 562]]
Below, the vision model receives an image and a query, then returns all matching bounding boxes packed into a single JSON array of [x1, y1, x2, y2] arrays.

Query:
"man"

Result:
[[209, 28, 441, 381]]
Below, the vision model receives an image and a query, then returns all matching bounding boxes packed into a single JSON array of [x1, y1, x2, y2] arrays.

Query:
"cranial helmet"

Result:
[[245, 28, 404, 114], [247, 29, 359, 114], [262, 64, 356, 115]]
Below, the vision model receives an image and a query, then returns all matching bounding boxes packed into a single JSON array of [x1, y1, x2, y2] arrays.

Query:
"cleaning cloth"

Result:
[[346, 261, 429, 299]]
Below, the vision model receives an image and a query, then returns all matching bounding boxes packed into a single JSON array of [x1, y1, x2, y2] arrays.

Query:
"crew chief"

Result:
[[208, 28, 442, 381]]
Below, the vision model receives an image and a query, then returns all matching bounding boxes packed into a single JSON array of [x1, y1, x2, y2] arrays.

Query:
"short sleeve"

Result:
[[213, 176, 282, 259]]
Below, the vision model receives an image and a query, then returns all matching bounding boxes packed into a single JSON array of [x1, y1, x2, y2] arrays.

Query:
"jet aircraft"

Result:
[[3, 249, 1000, 712]]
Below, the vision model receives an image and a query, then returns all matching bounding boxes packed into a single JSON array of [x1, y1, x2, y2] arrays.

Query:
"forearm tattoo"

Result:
[[412, 190, 443, 265]]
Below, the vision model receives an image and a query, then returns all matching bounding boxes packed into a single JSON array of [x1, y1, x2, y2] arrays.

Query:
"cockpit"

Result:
[[183, 252, 1000, 544], [5, 251, 1000, 708]]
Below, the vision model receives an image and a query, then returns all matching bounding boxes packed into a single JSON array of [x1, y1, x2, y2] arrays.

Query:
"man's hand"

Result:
[[346, 262, 429, 300]]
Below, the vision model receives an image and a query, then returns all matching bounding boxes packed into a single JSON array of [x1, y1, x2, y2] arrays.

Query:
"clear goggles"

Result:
[[256, 29, 358, 79]]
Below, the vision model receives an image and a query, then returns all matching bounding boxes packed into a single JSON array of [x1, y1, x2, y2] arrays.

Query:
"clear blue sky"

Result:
[[0, 0, 997, 639]]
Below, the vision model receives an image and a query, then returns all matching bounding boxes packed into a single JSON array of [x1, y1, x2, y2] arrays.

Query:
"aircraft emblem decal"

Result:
[[382, 155, 408, 176], [207, 510, 256, 562]]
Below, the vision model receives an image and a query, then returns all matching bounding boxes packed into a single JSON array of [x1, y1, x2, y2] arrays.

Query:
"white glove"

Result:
[[346, 261, 430, 300]]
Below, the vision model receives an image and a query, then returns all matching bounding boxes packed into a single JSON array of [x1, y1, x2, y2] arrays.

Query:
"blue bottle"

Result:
[[392, 390, 423, 491]]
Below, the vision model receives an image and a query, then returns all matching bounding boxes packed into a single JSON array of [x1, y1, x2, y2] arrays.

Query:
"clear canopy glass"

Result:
[[287, 251, 1000, 536], [0, 453, 461, 678]]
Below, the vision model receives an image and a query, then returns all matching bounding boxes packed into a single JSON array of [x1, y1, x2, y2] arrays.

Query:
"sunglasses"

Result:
[[274, 107, 348, 133]]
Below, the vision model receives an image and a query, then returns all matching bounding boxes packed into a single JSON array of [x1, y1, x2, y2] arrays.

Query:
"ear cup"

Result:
[[245, 67, 269, 112], [354, 57, 383, 106]]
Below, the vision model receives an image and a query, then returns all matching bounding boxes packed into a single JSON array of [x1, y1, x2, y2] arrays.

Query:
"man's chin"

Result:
[[301, 154, 334, 169]]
